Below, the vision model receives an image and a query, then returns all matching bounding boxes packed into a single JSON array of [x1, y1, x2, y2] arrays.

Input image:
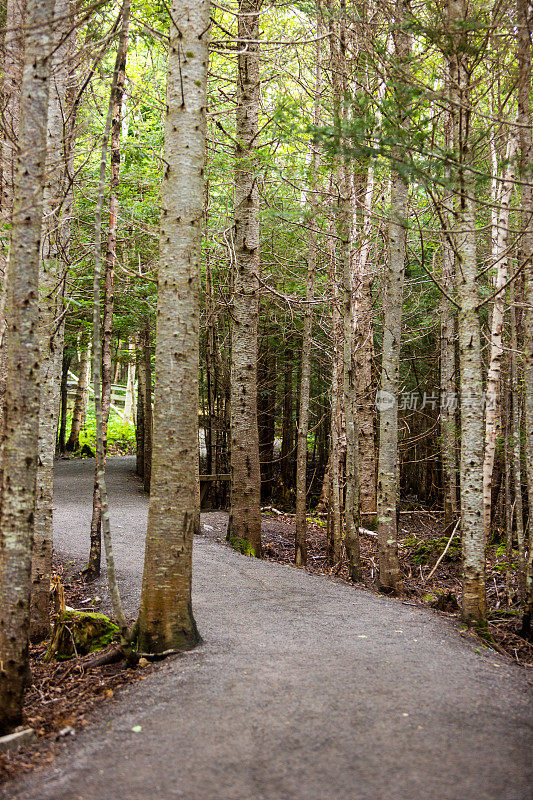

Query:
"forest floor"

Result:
[[1, 456, 532, 800], [256, 509, 533, 667]]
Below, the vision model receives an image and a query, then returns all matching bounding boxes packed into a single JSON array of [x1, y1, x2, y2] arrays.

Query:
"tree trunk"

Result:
[[327, 220, 343, 568], [30, 0, 72, 642], [0, 0, 25, 432], [449, 0, 486, 626], [86, 2, 130, 578], [510, 283, 525, 600], [66, 339, 90, 451], [440, 96, 458, 526], [482, 130, 519, 542], [227, 0, 262, 557], [57, 351, 72, 454], [294, 25, 321, 565], [135, 343, 145, 478], [123, 338, 136, 423], [142, 320, 153, 492], [440, 237, 458, 525], [280, 345, 293, 498], [377, 0, 411, 594], [258, 334, 275, 503], [353, 165, 377, 518], [517, 0, 533, 637], [137, 0, 209, 653], [0, 0, 54, 734]]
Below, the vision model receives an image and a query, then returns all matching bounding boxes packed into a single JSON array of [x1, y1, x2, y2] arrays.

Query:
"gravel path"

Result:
[[3, 457, 532, 800]]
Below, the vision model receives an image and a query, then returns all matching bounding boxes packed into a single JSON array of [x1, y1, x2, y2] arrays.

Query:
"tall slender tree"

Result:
[[137, 0, 210, 652], [227, 0, 263, 557], [516, 0, 533, 636], [0, 0, 55, 734], [295, 14, 322, 567], [376, 0, 411, 594], [30, 0, 72, 641], [448, 0, 486, 626], [86, 0, 131, 578]]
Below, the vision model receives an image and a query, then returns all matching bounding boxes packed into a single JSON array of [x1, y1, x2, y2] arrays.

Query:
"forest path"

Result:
[[4, 457, 532, 800]]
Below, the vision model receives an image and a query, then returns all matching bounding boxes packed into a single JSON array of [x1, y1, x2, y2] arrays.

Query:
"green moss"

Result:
[[409, 537, 461, 565], [46, 609, 119, 661], [229, 536, 256, 557]]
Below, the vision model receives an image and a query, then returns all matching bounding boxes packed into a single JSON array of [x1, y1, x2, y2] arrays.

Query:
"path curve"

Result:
[[3, 457, 532, 800]]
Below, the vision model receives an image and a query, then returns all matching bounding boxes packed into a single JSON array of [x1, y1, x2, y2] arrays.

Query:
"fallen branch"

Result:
[[425, 518, 461, 582], [358, 527, 378, 539], [261, 505, 284, 516]]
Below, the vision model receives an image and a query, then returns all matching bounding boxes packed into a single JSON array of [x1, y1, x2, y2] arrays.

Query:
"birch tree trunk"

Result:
[[516, 0, 533, 637], [30, 0, 71, 641], [294, 25, 322, 566], [327, 0, 362, 579], [377, 0, 411, 593], [87, 2, 130, 578], [227, 0, 262, 557], [482, 130, 519, 543], [327, 219, 343, 567], [440, 97, 458, 525], [353, 166, 377, 518], [449, 0, 486, 626], [137, 0, 209, 653], [0, 0, 54, 733], [0, 0, 25, 430], [440, 237, 458, 524], [510, 283, 525, 600]]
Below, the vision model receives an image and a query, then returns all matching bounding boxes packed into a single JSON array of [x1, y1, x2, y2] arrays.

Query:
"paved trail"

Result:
[[4, 458, 532, 800]]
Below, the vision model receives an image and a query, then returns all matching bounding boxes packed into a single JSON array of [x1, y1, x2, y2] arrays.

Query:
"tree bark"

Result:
[[448, 0, 486, 626], [227, 0, 263, 557], [0, 0, 25, 431], [327, 219, 343, 568], [294, 24, 322, 565], [137, 0, 209, 653], [377, 0, 411, 594], [482, 129, 519, 542], [86, 1, 130, 578], [135, 342, 145, 478], [353, 165, 377, 518], [510, 283, 525, 600], [142, 320, 152, 492], [0, 0, 54, 734], [280, 344, 293, 498], [30, 0, 72, 642], [516, 0, 533, 637]]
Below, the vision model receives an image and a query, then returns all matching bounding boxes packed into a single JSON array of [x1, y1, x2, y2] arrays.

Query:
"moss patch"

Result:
[[229, 536, 256, 557], [406, 536, 461, 565], [45, 610, 119, 662]]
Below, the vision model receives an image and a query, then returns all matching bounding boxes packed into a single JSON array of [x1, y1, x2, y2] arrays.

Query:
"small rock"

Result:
[[56, 726, 75, 739], [138, 657, 150, 669]]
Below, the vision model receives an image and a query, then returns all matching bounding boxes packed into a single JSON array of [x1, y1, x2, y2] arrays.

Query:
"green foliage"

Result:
[[77, 410, 136, 455], [229, 537, 256, 557], [45, 610, 119, 662], [405, 536, 461, 565]]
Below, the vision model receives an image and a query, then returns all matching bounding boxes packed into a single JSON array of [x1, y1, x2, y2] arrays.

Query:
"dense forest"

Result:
[[0, 0, 532, 753]]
